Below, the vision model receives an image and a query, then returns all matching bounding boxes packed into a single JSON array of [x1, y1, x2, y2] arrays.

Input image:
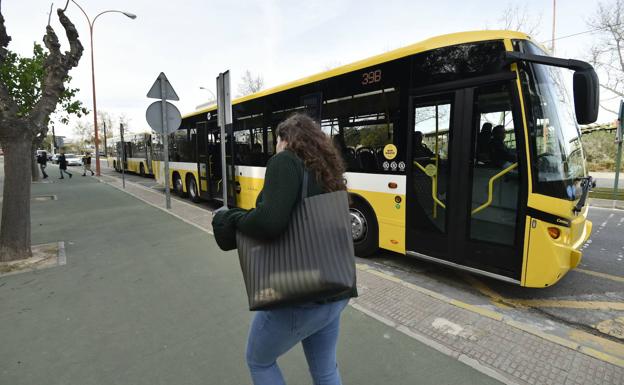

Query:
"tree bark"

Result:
[[0, 136, 32, 262], [31, 144, 39, 182]]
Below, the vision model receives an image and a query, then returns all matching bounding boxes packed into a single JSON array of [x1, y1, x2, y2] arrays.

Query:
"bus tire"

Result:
[[350, 197, 379, 257], [173, 173, 187, 197], [187, 175, 200, 203], [139, 163, 145, 177]]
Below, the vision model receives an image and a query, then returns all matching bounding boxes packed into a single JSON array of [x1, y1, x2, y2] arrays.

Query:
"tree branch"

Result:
[[600, 103, 618, 115], [600, 83, 624, 98], [0, 4, 19, 129], [30, 8, 83, 134]]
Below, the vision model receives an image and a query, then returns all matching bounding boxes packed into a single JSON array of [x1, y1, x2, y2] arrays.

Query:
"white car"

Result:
[[64, 154, 83, 166]]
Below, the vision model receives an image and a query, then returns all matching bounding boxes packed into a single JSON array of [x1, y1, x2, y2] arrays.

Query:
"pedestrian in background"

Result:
[[37, 151, 48, 179], [82, 152, 94, 176], [213, 113, 355, 385], [58, 151, 72, 179]]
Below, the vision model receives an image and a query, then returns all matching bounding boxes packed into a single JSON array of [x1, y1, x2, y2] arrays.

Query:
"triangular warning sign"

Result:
[[147, 72, 179, 101]]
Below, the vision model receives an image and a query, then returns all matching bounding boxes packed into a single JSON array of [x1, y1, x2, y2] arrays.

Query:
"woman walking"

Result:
[[58, 151, 72, 179], [214, 113, 356, 385]]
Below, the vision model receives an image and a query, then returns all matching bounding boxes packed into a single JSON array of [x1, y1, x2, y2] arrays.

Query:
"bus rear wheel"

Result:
[[173, 173, 187, 197], [187, 176, 200, 203], [350, 199, 378, 257]]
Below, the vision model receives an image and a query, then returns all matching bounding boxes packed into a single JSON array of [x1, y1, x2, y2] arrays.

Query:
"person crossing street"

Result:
[[82, 152, 94, 176], [58, 151, 72, 179], [37, 151, 49, 179]]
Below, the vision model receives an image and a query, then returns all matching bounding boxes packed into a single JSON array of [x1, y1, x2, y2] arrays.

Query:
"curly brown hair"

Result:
[[276, 113, 347, 192]]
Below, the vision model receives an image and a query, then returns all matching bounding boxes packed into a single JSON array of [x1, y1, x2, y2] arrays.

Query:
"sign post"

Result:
[[146, 72, 181, 210], [216, 71, 233, 206], [614, 100, 624, 201], [120, 123, 126, 189]]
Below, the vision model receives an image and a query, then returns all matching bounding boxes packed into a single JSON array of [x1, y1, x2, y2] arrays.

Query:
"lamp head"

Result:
[[123, 12, 137, 19]]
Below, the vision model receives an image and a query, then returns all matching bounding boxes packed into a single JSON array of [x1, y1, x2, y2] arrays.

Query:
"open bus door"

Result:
[[406, 78, 526, 283]]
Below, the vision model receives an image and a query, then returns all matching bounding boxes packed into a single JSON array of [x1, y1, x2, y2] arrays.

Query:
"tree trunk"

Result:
[[31, 152, 39, 182], [0, 137, 32, 261]]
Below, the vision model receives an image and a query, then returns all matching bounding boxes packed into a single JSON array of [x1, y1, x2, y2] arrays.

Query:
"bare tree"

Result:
[[73, 120, 93, 150], [496, 3, 542, 37], [587, 0, 624, 114], [0, 3, 83, 262], [237, 70, 264, 97]]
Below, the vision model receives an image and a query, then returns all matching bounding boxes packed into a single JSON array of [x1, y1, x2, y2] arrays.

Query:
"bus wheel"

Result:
[[350, 199, 378, 257], [187, 176, 200, 203], [139, 163, 145, 177], [173, 173, 187, 197]]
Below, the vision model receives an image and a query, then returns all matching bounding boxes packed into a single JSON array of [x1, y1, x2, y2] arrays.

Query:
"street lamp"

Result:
[[70, 0, 136, 176], [199, 86, 217, 103]]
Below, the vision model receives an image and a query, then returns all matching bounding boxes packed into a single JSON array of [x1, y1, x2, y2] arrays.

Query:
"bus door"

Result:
[[206, 128, 224, 200], [406, 80, 525, 282], [195, 123, 210, 198], [145, 136, 154, 174]]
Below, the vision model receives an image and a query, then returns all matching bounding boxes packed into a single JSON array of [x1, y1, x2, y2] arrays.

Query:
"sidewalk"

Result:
[[0, 167, 503, 385], [94, 167, 624, 384]]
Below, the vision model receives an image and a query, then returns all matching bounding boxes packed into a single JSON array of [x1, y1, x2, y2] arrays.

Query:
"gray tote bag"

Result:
[[236, 171, 356, 310]]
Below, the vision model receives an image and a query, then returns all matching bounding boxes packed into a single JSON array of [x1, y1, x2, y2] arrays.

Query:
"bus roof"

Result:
[[184, 30, 530, 119]]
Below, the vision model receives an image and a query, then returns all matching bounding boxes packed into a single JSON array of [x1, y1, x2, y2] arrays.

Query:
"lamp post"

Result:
[[199, 86, 217, 103], [70, 0, 136, 176]]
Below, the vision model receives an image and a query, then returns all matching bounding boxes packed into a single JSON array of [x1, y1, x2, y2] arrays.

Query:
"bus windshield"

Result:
[[519, 41, 586, 200]]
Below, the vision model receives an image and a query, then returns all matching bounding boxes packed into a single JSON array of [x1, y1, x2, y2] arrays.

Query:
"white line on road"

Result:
[[600, 213, 615, 228]]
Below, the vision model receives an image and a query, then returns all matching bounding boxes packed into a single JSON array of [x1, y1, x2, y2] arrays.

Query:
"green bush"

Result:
[[581, 131, 624, 172]]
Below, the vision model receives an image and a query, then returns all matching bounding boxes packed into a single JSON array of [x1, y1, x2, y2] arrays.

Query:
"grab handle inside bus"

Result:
[[504, 52, 599, 125]]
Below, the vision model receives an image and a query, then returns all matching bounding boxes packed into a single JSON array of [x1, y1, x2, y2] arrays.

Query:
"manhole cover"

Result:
[[31, 195, 57, 202]]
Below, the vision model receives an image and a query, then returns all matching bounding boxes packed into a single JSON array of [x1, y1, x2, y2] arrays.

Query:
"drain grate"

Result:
[[31, 195, 57, 202]]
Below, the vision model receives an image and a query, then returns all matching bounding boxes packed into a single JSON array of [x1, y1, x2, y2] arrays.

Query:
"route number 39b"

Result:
[[362, 69, 382, 85]]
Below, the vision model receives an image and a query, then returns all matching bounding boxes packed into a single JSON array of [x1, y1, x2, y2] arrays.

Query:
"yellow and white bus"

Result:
[[152, 30, 599, 287], [109, 133, 154, 177]]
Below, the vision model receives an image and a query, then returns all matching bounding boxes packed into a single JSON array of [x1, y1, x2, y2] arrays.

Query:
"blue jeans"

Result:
[[246, 298, 349, 385]]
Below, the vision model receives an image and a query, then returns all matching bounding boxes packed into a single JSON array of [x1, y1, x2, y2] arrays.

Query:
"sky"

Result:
[[3, 0, 617, 138]]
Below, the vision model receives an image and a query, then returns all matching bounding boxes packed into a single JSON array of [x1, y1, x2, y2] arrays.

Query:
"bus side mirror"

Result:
[[573, 68, 599, 124]]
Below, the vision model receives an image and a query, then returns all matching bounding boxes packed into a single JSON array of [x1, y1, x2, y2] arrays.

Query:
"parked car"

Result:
[[51, 154, 60, 164], [64, 154, 83, 166]]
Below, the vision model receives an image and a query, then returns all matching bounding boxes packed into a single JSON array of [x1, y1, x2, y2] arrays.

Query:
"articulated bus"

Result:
[[152, 30, 599, 287], [109, 133, 154, 177]]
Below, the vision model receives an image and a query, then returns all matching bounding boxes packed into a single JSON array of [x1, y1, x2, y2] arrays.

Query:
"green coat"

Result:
[[211, 149, 357, 302]]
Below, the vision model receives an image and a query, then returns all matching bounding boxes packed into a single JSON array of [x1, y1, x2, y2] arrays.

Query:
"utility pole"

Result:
[[615, 101, 623, 201], [120, 123, 126, 189], [103, 121, 107, 158], [551, 0, 556, 54]]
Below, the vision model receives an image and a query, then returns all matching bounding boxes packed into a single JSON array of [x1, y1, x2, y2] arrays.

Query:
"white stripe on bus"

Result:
[[235, 165, 406, 195]]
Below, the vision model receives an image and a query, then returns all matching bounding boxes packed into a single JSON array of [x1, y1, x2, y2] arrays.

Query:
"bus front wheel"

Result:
[[350, 199, 378, 257]]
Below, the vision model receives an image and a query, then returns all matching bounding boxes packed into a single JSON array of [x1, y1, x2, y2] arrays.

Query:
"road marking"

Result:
[[600, 213, 614, 228], [595, 317, 624, 339], [460, 273, 514, 309], [509, 299, 624, 311], [462, 273, 624, 310], [568, 329, 624, 361], [574, 268, 624, 283]]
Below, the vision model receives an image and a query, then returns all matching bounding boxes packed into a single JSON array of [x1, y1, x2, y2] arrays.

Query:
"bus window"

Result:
[[267, 128, 276, 156], [469, 83, 520, 246], [321, 87, 399, 172]]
